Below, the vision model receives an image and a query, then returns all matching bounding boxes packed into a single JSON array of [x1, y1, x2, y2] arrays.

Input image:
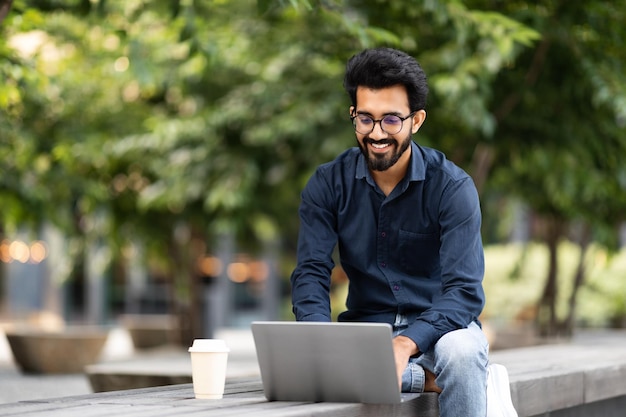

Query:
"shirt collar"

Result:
[[356, 141, 426, 182]]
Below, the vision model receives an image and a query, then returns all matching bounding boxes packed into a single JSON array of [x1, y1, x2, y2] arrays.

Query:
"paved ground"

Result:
[[0, 326, 259, 404]]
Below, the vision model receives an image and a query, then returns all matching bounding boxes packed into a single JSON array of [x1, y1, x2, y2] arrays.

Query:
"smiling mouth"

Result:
[[371, 142, 390, 148], [368, 140, 394, 152]]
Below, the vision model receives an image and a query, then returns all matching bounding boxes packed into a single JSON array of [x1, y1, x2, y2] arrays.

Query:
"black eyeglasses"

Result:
[[351, 112, 416, 135]]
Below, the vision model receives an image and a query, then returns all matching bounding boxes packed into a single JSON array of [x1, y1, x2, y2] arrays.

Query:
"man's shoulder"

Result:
[[303, 148, 361, 196], [418, 145, 471, 182]]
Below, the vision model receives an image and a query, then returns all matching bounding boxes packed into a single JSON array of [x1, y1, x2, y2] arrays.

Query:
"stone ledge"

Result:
[[85, 348, 259, 393], [490, 340, 626, 417], [85, 330, 626, 417]]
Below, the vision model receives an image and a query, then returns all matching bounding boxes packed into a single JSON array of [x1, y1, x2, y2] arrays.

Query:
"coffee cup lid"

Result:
[[188, 339, 230, 353]]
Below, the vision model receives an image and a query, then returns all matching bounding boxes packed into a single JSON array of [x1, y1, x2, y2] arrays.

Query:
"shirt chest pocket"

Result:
[[397, 230, 440, 277]]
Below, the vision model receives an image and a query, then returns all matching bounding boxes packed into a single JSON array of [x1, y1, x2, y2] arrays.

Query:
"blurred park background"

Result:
[[1, 0, 625, 351]]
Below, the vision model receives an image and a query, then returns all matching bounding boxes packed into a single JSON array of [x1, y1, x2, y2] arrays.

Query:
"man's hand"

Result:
[[392, 335, 419, 390], [392, 335, 442, 393]]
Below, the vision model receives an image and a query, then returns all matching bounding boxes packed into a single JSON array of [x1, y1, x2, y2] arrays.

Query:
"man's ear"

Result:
[[411, 110, 427, 134], [349, 106, 355, 117]]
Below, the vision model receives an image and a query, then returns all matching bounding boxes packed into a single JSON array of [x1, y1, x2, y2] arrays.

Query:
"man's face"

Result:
[[352, 85, 425, 172]]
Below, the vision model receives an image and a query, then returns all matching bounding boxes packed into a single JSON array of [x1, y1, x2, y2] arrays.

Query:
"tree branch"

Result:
[[495, 36, 551, 122], [471, 35, 552, 194]]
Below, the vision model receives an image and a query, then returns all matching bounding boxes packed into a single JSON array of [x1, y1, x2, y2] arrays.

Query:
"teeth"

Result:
[[371, 142, 389, 149]]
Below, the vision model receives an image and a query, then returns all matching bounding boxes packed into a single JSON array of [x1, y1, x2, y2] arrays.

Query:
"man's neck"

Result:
[[370, 146, 411, 196]]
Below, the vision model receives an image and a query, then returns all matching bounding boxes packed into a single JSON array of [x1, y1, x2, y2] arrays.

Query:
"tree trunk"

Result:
[[470, 143, 494, 195], [166, 229, 202, 347], [166, 224, 209, 346], [561, 223, 592, 336], [537, 216, 564, 337], [0, 0, 12, 25]]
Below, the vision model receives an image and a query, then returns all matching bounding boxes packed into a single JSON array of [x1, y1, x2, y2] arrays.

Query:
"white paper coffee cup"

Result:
[[188, 339, 230, 399]]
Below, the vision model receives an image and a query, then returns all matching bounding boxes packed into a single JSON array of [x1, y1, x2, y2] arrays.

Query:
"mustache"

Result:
[[363, 137, 396, 146]]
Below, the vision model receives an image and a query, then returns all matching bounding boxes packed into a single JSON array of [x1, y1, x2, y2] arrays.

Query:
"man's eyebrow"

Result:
[[355, 110, 403, 116]]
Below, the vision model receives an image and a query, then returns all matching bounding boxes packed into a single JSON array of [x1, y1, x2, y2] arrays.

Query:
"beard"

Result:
[[358, 131, 412, 171]]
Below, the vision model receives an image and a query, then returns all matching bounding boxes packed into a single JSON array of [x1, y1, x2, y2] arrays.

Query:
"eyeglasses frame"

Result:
[[350, 111, 417, 135]]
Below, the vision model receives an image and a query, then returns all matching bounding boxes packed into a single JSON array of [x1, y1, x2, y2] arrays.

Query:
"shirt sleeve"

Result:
[[290, 169, 337, 322], [400, 177, 485, 353]]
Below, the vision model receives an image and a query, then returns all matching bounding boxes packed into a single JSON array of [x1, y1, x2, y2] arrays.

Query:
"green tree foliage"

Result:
[[480, 1, 626, 335], [1, 0, 541, 244], [1, 0, 624, 337]]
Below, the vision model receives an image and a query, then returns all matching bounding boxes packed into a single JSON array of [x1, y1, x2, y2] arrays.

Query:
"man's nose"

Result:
[[369, 121, 388, 139]]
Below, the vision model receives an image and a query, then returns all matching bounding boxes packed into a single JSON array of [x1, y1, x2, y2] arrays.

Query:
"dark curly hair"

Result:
[[343, 47, 428, 112]]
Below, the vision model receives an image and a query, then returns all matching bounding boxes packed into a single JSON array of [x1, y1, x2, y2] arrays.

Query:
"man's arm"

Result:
[[400, 176, 485, 354], [290, 170, 337, 321]]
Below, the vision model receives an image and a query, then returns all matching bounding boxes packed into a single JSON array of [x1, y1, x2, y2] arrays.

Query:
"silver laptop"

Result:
[[251, 321, 421, 404]]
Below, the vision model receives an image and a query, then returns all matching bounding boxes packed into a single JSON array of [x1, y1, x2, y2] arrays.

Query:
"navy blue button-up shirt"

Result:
[[290, 141, 485, 353]]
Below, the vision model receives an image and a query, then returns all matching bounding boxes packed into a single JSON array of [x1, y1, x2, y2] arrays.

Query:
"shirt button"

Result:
[[381, 232, 386, 238], [393, 285, 400, 291], [380, 262, 386, 268]]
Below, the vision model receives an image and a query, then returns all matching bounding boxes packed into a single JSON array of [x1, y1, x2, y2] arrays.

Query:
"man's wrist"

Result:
[[393, 334, 419, 356]]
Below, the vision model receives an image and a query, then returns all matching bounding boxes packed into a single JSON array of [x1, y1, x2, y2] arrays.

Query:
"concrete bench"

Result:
[[490, 332, 626, 417], [86, 346, 260, 392], [85, 330, 626, 417]]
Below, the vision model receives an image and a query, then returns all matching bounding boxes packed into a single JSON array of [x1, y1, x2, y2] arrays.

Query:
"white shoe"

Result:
[[487, 364, 518, 417]]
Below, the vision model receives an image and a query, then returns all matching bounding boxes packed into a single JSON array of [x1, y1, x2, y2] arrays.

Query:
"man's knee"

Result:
[[434, 325, 488, 366]]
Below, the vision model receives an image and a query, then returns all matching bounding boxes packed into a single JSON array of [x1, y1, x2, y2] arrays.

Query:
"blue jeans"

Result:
[[394, 315, 489, 417]]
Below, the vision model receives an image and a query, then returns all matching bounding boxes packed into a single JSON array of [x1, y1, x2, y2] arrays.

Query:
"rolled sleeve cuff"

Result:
[[297, 313, 331, 322]]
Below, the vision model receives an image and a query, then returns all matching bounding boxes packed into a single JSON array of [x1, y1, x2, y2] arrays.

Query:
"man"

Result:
[[290, 47, 518, 417]]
